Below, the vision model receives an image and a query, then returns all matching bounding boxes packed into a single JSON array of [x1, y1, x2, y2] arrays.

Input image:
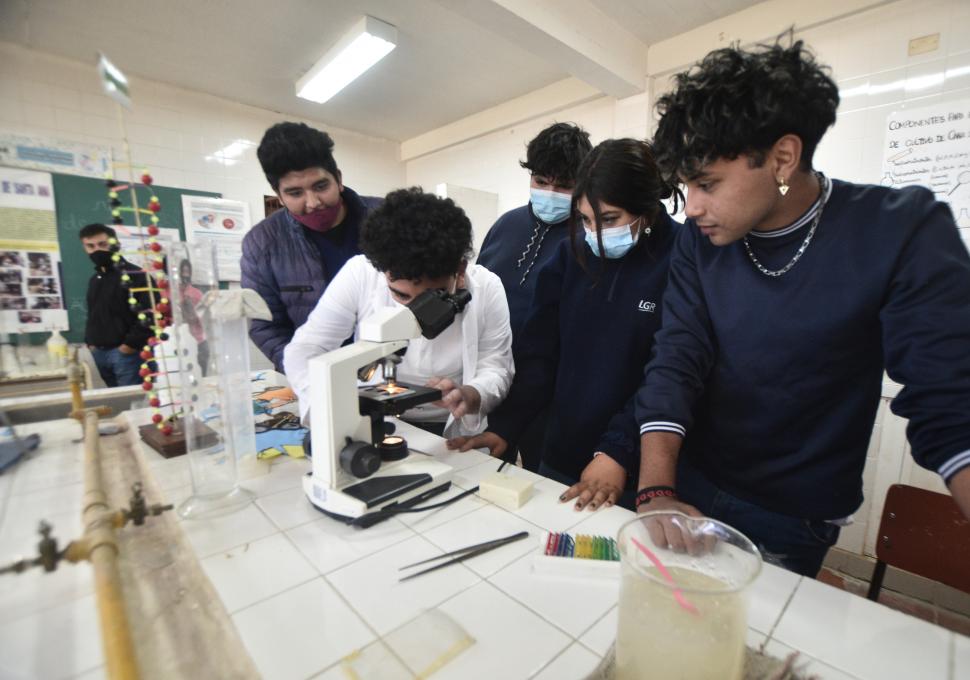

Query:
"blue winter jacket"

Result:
[[240, 187, 381, 371]]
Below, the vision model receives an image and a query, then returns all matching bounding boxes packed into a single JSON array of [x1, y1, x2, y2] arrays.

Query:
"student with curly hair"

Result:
[[242, 122, 381, 372], [284, 188, 514, 437], [633, 41, 970, 576], [477, 122, 592, 470], [449, 139, 680, 510]]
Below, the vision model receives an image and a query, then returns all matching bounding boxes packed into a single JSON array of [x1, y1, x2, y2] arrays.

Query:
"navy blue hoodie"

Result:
[[636, 180, 970, 520], [478, 205, 573, 338], [488, 211, 680, 482]]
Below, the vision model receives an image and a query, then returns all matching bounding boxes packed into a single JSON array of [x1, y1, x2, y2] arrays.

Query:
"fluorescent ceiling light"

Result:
[[296, 16, 396, 104]]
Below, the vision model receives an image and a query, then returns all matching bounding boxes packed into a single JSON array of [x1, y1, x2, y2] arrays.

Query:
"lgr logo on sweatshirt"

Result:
[[638, 300, 656, 313]]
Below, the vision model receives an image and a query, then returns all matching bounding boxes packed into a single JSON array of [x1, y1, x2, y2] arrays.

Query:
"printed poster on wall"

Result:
[[882, 99, 970, 251], [181, 196, 252, 282], [0, 167, 68, 333], [0, 133, 111, 179]]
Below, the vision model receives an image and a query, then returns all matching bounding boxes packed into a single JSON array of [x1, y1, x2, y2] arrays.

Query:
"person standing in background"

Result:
[[80, 223, 152, 387], [450, 140, 680, 510], [241, 122, 381, 373], [477, 122, 592, 470], [176, 259, 208, 376]]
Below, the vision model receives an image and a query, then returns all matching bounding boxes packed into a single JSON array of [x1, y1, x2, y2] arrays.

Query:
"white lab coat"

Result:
[[283, 255, 514, 437]]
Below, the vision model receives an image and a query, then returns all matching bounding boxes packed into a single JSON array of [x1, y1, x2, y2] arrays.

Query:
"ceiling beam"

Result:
[[440, 0, 649, 99], [400, 77, 601, 161], [646, 0, 895, 77]]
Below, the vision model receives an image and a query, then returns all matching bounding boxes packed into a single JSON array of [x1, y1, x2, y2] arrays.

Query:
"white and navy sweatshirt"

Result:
[[489, 212, 679, 482], [635, 178, 970, 520]]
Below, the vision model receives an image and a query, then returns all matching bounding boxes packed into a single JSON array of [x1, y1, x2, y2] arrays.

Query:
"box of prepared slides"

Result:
[[532, 532, 621, 579]]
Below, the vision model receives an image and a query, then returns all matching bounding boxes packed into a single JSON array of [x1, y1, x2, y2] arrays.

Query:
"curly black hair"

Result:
[[520, 122, 593, 184], [360, 188, 473, 281], [653, 41, 839, 180], [257, 122, 339, 190]]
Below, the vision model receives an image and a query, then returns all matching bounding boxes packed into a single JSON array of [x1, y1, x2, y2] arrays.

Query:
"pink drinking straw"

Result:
[[630, 536, 700, 616]]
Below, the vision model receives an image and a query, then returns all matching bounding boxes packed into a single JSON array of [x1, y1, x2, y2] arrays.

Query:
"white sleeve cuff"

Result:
[[939, 449, 970, 482], [639, 421, 686, 437]]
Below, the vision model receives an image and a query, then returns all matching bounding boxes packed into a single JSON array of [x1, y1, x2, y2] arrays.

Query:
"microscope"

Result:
[[303, 288, 471, 523]]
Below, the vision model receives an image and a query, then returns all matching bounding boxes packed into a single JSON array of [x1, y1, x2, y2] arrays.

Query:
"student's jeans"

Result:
[[675, 457, 840, 578], [90, 346, 143, 387]]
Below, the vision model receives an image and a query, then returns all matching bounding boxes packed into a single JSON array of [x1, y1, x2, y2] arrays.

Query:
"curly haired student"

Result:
[[633, 41, 970, 576], [284, 188, 514, 437]]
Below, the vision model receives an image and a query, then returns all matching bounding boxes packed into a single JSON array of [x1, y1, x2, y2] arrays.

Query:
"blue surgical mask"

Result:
[[585, 219, 647, 259], [530, 188, 572, 224]]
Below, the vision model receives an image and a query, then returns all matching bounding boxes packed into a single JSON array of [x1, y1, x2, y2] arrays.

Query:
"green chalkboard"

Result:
[[50, 173, 219, 343]]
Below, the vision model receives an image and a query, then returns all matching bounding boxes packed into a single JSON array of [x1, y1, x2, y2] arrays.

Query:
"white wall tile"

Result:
[[905, 58, 948, 98], [0, 73, 22, 100], [82, 113, 117, 139], [48, 84, 81, 111], [21, 102, 57, 130], [20, 79, 51, 106], [54, 107, 85, 135], [0, 96, 23, 125], [0, 40, 402, 222], [80, 91, 116, 117]]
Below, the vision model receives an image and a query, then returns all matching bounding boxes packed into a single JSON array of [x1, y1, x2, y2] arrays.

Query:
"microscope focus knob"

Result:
[[339, 441, 382, 478]]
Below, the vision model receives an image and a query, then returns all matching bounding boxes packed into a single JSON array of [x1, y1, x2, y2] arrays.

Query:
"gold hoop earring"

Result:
[[778, 176, 790, 197]]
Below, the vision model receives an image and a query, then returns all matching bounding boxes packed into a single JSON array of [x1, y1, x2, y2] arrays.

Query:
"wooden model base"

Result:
[[138, 418, 219, 458]]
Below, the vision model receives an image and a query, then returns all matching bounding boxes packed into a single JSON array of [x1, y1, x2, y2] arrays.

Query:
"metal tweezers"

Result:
[[398, 530, 529, 582]]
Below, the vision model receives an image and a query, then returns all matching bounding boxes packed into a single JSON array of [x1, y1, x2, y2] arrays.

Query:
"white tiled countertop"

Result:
[[0, 414, 966, 680]]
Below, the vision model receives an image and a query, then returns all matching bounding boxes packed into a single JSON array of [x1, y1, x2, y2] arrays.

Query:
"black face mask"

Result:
[[89, 250, 114, 269]]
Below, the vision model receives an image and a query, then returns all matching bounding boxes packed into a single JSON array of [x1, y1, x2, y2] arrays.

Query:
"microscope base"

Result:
[[303, 457, 453, 521]]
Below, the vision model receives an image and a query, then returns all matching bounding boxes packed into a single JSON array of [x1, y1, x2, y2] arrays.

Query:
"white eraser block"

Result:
[[479, 472, 534, 510]]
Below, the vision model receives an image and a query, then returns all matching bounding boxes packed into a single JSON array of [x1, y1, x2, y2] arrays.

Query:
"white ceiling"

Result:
[[0, 0, 763, 142], [590, 0, 767, 45]]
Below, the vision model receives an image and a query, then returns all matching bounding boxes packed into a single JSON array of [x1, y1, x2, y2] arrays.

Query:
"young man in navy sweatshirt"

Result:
[[477, 122, 592, 470], [634, 42, 970, 577]]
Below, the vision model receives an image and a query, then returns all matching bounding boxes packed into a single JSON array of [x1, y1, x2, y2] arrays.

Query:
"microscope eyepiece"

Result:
[[408, 288, 473, 339]]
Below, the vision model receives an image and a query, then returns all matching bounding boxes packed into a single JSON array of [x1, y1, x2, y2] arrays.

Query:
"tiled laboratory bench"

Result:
[[0, 405, 967, 679]]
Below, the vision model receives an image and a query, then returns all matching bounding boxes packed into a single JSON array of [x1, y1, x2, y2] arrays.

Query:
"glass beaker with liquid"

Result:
[[615, 512, 761, 680]]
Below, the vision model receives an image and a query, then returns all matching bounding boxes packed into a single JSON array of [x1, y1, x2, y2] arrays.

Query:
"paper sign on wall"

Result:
[[882, 99, 970, 228], [0, 167, 68, 333], [0, 134, 111, 179], [181, 196, 252, 282]]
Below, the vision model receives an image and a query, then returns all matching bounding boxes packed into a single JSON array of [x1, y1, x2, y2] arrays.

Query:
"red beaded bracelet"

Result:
[[635, 486, 677, 509]]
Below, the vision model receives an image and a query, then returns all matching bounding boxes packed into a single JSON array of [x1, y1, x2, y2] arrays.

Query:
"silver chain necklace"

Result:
[[742, 173, 827, 278]]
